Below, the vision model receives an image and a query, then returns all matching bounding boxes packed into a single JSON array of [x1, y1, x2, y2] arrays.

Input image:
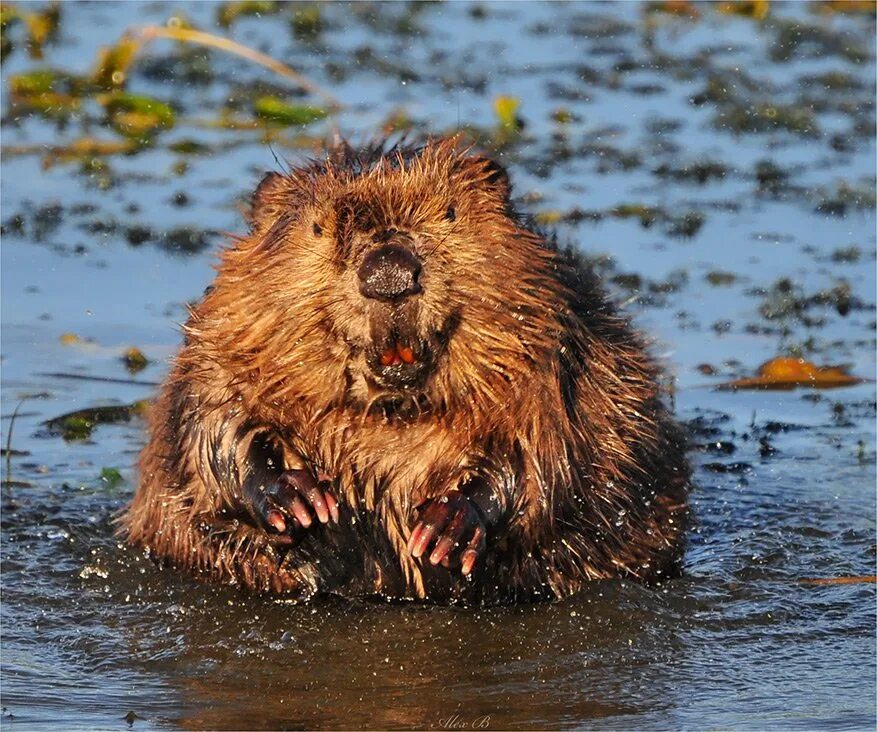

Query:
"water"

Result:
[[2, 2, 875, 728]]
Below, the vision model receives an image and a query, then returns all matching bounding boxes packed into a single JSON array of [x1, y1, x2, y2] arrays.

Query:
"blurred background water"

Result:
[[1, 1, 875, 729]]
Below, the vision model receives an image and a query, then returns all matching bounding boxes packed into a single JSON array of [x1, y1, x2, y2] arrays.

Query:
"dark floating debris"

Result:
[[123, 709, 145, 726], [702, 461, 752, 474]]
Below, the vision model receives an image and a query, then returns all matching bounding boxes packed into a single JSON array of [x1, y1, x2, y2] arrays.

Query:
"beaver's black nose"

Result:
[[358, 244, 422, 301]]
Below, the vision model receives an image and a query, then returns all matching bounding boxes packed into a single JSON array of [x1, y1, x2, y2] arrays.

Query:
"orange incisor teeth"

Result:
[[398, 345, 416, 364], [380, 348, 396, 366], [380, 343, 417, 366]]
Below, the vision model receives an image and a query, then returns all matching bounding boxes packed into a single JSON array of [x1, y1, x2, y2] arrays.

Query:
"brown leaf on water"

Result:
[[59, 332, 84, 345], [800, 575, 876, 585], [716, 356, 865, 390]]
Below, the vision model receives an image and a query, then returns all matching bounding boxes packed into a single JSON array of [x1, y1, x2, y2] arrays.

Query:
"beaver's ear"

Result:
[[455, 156, 511, 202], [247, 172, 299, 235]]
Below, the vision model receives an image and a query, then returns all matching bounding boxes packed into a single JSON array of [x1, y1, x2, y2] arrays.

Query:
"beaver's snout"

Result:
[[358, 240, 422, 302]]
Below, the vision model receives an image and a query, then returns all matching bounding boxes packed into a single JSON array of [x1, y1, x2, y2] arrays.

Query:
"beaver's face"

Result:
[[312, 184, 469, 413], [227, 141, 560, 420]]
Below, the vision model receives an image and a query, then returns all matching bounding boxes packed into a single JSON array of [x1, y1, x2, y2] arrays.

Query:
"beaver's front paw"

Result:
[[407, 490, 486, 576], [245, 468, 340, 545]]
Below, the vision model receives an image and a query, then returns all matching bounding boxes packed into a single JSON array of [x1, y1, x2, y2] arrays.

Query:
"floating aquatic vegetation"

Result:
[[564, 10, 636, 37], [136, 25, 339, 107], [157, 227, 217, 255], [1, 138, 138, 171], [124, 225, 154, 245], [716, 1, 770, 20], [493, 95, 524, 143], [60, 139, 137, 166], [290, 5, 324, 40], [167, 139, 211, 155], [216, 1, 281, 29], [665, 211, 705, 238], [92, 34, 140, 91], [807, 282, 857, 317], [42, 401, 150, 441], [644, 1, 700, 19], [138, 44, 214, 86], [352, 0, 426, 37], [1, 2, 61, 61], [716, 100, 818, 136], [799, 71, 866, 92], [533, 203, 706, 238], [122, 347, 149, 374], [754, 159, 791, 195], [4, 15, 340, 144], [199, 112, 266, 131], [771, 20, 870, 64], [811, 0, 877, 14], [101, 92, 176, 140], [689, 68, 822, 138], [533, 210, 566, 226], [20, 2, 60, 58], [612, 204, 705, 237], [99, 467, 125, 488], [705, 271, 738, 286], [689, 77, 734, 107], [350, 46, 421, 84], [757, 277, 866, 326], [550, 108, 577, 124], [8, 67, 65, 96], [0, 201, 63, 241], [612, 203, 661, 227], [252, 96, 328, 127], [6, 67, 83, 119], [580, 142, 642, 172], [716, 357, 865, 390], [813, 179, 877, 216], [653, 160, 727, 184], [830, 246, 863, 263], [0, 5, 18, 60]]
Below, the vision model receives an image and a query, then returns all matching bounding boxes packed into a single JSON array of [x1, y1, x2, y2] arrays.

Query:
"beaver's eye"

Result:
[[444, 206, 456, 222], [313, 222, 323, 237]]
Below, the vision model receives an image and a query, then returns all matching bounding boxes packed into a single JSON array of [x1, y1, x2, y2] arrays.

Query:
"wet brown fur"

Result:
[[121, 138, 690, 603]]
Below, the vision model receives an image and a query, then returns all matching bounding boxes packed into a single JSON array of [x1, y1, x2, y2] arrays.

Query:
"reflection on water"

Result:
[[1, 1, 875, 729]]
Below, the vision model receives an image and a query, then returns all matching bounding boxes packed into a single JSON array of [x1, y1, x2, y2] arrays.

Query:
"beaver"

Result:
[[121, 138, 690, 603]]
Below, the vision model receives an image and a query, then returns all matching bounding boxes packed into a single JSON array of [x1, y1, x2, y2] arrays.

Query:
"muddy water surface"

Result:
[[2, 2, 875, 729]]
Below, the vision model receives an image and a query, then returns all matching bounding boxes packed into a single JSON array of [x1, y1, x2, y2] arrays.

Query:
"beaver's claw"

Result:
[[407, 490, 486, 576], [246, 468, 339, 545]]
